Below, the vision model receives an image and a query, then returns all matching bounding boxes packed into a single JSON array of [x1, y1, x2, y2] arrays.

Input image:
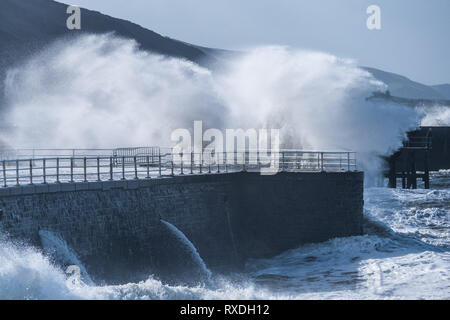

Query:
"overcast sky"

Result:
[[68, 0, 450, 85]]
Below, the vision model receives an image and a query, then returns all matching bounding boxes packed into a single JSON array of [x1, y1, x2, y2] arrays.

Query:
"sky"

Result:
[[68, 0, 450, 85]]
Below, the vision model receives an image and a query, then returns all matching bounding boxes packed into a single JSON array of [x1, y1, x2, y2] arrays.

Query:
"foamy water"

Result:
[[1, 172, 448, 300]]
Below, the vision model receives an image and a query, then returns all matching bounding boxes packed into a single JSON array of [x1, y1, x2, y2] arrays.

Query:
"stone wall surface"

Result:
[[0, 171, 364, 284]]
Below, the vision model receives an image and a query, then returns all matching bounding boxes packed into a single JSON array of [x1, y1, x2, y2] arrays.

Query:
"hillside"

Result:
[[0, 0, 212, 63], [431, 84, 450, 99], [363, 67, 450, 100], [0, 0, 448, 105]]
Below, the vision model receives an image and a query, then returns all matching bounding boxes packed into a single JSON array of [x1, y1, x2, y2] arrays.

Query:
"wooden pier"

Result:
[[386, 129, 432, 189]]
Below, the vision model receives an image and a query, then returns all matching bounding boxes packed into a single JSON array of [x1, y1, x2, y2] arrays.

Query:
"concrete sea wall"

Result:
[[0, 171, 364, 284]]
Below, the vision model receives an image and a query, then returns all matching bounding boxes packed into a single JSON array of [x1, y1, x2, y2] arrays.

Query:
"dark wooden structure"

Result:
[[386, 126, 450, 189], [386, 128, 432, 189]]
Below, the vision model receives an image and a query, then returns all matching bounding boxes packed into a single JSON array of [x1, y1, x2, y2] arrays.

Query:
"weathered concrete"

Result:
[[0, 171, 364, 284]]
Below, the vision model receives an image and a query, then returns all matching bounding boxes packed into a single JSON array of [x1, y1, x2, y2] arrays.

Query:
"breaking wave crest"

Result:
[[1, 34, 424, 180]]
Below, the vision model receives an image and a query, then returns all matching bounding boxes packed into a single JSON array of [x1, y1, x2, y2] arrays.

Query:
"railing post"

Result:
[[16, 160, 19, 186], [121, 157, 125, 180], [282, 151, 285, 172], [97, 157, 101, 181], [56, 158, 60, 183], [258, 152, 261, 171], [242, 152, 246, 172], [180, 153, 184, 175], [347, 152, 350, 172], [171, 160, 174, 176], [70, 158, 74, 183], [217, 153, 220, 173], [29, 159, 33, 185], [134, 156, 138, 179], [321, 152, 324, 172], [83, 157, 87, 182], [190, 152, 193, 175], [158, 150, 162, 177], [199, 152, 203, 174], [224, 152, 228, 173], [109, 157, 113, 181], [146, 156, 150, 179], [2, 160, 7, 188], [43, 159, 46, 184]]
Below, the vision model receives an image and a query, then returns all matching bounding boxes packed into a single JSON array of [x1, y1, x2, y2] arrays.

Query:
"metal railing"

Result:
[[0, 148, 115, 160], [113, 147, 161, 165], [0, 147, 166, 160], [0, 149, 357, 188]]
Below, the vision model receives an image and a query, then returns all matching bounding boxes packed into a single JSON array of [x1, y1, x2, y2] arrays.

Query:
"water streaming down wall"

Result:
[[159, 220, 211, 282], [0, 171, 363, 284], [39, 230, 93, 285]]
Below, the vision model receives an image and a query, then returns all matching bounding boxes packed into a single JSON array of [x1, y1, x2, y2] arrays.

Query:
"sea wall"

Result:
[[0, 171, 364, 284]]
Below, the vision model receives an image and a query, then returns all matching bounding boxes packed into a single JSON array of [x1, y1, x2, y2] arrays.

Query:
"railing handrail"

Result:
[[0, 151, 357, 161], [0, 147, 356, 153], [0, 149, 357, 188]]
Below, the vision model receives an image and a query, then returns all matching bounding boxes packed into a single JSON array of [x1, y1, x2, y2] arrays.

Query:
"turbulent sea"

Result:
[[1, 172, 449, 300]]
